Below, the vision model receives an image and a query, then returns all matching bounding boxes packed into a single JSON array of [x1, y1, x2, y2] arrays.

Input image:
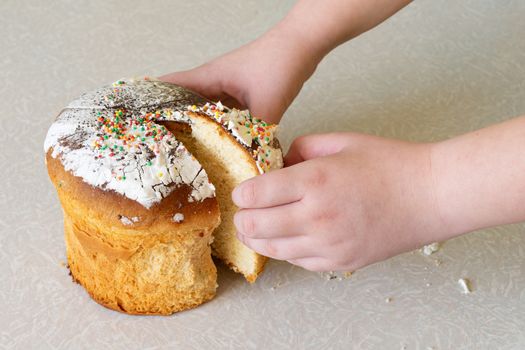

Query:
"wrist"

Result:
[[398, 142, 455, 246], [242, 23, 321, 123], [429, 139, 483, 240], [272, 15, 329, 63], [261, 17, 325, 80]]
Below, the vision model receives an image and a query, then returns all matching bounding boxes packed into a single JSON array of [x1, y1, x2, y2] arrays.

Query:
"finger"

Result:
[[159, 69, 204, 88], [220, 95, 246, 110], [245, 93, 286, 125], [237, 235, 315, 261], [284, 133, 350, 166], [234, 202, 304, 239], [287, 257, 332, 272], [232, 166, 305, 209], [158, 68, 223, 99], [159, 70, 246, 110]]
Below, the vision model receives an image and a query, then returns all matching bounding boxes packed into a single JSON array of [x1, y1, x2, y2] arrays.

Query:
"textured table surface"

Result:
[[1, 1, 525, 349]]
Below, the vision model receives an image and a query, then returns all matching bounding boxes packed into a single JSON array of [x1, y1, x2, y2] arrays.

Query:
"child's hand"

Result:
[[159, 0, 411, 124], [232, 133, 445, 272], [159, 25, 320, 124]]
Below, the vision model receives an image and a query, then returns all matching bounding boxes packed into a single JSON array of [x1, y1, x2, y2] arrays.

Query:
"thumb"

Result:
[[284, 133, 350, 166], [245, 93, 288, 125], [158, 66, 223, 100]]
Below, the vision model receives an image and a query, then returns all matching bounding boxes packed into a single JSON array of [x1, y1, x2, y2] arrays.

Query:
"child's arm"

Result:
[[432, 116, 525, 237], [232, 116, 525, 271], [160, 0, 411, 123]]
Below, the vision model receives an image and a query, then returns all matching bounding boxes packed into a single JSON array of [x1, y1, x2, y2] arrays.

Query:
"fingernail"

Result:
[[231, 186, 241, 206], [233, 211, 243, 233]]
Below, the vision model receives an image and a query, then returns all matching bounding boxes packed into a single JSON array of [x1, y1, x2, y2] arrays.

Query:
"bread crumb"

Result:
[[271, 281, 282, 290], [321, 271, 349, 281], [324, 271, 338, 280], [421, 242, 440, 256], [173, 213, 184, 223], [458, 278, 472, 294]]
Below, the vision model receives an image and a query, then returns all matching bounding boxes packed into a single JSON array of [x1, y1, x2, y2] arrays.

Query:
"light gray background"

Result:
[[1, 1, 525, 349]]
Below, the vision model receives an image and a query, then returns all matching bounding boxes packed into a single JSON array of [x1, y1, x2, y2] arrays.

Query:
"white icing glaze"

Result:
[[172, 213, 184, 223], [45, 78, 215, 208], [44, 77, 282, 208], [119, 215, 139, 225]]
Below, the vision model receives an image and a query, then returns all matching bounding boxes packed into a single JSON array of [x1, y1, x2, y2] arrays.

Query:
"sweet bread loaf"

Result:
[[44, 78, 283, 314]]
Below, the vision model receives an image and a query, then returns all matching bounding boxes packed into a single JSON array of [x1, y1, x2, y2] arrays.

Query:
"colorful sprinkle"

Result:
[[90, 97, 279, 181]]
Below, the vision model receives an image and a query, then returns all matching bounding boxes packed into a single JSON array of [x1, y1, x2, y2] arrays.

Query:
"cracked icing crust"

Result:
[[44, 78, 213, 208], [44, 78, 282, 208]]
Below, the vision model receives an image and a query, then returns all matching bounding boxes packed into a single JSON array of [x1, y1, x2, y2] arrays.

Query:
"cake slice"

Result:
[[165, 101, 283, 282]]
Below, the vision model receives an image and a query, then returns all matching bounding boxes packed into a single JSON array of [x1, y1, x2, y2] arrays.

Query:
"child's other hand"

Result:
[[159, 26, 320, 124], [232, 133, 446, 272]]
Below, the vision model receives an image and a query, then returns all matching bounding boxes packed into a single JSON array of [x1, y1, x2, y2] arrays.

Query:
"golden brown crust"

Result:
[[46, 152, 219, 237], [65, 220, 216, 315], [47, 152, 221, 315]]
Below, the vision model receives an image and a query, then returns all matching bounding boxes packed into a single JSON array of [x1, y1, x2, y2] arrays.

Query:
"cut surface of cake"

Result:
[[166, 104, 283, 281]]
